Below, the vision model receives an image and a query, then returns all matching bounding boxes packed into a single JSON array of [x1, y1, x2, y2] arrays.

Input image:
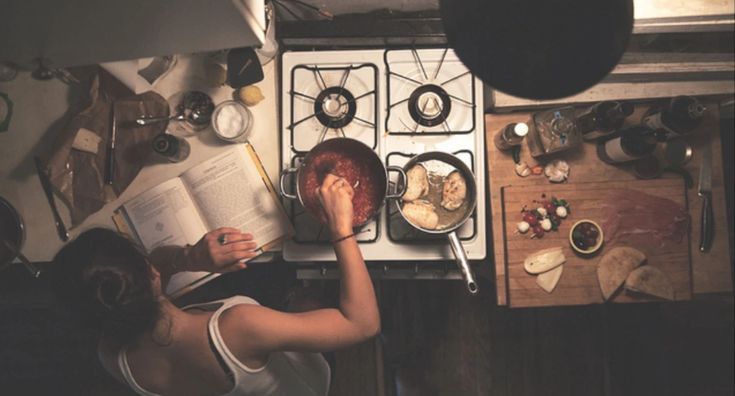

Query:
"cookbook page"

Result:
[[180, 144, 292, 251], [119, 177, 213, 296], [120, 177, 208, 252]]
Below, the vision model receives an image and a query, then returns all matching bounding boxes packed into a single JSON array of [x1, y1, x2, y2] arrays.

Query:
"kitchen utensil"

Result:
[[439, 0, 633, 99], [500, 179, 690, 307], [0, 196, 24, 267], [1, 240, 40, 278], [697, 140, 713, 252], [392, 151, 480, 295], [105, 101, 117, 184], [280, 138, 406, 228], [136, 91, 214, 131], [135, 112, 185, 126], [33, 157, 69, 241]]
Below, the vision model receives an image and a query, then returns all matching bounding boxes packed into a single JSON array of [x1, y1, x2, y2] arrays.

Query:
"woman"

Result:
[[50, 174, 379, 396]]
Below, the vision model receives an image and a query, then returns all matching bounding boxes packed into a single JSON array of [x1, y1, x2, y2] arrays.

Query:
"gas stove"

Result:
[[280, 48, 486, 265]]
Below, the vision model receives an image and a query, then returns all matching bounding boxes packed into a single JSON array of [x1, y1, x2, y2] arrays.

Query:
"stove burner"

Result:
[[407, 84, 451, 127], [314, 87, 357, 129]]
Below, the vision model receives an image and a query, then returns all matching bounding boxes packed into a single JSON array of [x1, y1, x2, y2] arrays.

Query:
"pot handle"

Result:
[[279, 168, 299, 200], [447, 231, 479, 295], [385, 166, 408, 199]]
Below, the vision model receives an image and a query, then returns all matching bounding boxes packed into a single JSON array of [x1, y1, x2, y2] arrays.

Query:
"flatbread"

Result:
[[524, 247, 565, 274], [536, 264, 563, 293], [624, 266, 675, 300], [597, 246, 646, 301]]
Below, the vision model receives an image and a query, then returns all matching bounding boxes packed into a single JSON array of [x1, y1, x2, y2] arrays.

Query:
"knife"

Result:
[[33, 157, 69, 242], [104, 102, 116, 185], [697, 141, 713, 252]]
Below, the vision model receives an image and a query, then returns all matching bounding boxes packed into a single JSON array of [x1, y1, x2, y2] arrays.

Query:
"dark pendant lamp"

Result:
[[439, 0, 634, 100]]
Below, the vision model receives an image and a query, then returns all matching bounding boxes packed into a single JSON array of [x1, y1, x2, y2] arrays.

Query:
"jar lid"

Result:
[[513, 122, 529, 137]]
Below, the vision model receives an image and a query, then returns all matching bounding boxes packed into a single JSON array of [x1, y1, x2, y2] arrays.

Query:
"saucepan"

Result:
[[279, 138, 407, 228], [390, 151, 479, 295], [0, 196, 39, 277]]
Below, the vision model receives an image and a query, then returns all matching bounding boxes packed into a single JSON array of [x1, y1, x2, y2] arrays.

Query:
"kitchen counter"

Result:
[[0, 54, 281, 262], [485, 101, 733, 306]]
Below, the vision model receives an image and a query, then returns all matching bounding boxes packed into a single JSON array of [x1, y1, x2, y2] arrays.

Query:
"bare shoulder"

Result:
[[217, 304, 278, 365], [218, 303, 272, 336]]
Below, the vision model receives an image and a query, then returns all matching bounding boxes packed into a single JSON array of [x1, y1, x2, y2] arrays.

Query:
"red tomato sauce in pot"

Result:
[[302, 149, 382, 226]]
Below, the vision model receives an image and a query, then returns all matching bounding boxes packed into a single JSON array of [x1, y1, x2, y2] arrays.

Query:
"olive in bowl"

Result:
[[569, 220, 603, 255]]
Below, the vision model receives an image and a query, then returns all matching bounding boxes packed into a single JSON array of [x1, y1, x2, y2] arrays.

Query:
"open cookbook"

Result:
[[113, 143, 293, 297]]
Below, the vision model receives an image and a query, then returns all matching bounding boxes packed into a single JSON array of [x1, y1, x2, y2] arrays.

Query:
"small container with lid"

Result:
[[494, 122, 529, 150], [212, 100, 253, 142], [153, 133, 190, 163]]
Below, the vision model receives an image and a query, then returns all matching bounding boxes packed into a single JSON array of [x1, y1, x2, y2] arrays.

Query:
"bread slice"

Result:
[[597, 246, 646, 301], [72, 127, 102, 154], [536, 264, 563, 293], [624, 266, 675, 301], [524, 247, 565, 274]]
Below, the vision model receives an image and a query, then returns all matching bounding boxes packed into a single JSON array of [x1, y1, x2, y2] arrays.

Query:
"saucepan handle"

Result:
[[279, 168, 299, 200], [447, 231, 479, 295], [385, 166, 408, 199]]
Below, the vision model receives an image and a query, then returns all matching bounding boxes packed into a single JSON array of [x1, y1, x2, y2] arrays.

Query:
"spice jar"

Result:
[[493, 122, 529, 150], [152, 133, 190, 163]]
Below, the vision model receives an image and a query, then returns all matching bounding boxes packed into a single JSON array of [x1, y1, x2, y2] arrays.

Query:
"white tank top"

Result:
[[116, 296, 331, 396]]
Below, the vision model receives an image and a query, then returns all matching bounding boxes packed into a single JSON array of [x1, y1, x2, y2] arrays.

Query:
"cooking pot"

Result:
[[0, 196, 30, 274], [390, 151, 479, 295], [279, 138, 406, 228]]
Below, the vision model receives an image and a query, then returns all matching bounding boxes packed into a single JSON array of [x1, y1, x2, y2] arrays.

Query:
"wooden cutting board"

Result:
[[501, 178, 692, 308]]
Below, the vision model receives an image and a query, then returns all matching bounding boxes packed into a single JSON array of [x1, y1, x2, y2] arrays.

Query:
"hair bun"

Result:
[[91, 269, 128, 311]]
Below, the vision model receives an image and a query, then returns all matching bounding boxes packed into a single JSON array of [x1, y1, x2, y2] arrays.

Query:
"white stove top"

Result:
[[280, 49, 486, 262]]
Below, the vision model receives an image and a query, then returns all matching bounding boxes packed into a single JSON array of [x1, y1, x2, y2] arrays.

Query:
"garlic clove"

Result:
[[515, 162, 531, 177]]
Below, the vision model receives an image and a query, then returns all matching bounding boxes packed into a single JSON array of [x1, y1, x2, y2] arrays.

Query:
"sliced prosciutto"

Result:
[[601, 189, 690, 248]]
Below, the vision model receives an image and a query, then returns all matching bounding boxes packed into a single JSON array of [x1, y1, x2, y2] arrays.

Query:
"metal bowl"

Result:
[[0, 196, 25, 265]]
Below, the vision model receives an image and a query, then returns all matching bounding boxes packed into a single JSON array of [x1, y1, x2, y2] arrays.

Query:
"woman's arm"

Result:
[[221, 174, 380, 353], [149, 228, 259, 288]]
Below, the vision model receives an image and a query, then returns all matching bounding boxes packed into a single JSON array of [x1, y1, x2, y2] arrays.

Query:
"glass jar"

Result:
[[152, 133, 190, 163], [528, 107, 582, 158], [493, 122, 529, 151], [212, 100, 253, 143]]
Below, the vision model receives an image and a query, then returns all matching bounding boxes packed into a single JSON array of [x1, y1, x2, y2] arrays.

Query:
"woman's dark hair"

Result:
[[50, 228, 161, 345]]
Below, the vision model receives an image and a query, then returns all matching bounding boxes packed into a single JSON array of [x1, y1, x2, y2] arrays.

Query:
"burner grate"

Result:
[[288, 63, 378, 153], [385, 48, 476, 135]]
